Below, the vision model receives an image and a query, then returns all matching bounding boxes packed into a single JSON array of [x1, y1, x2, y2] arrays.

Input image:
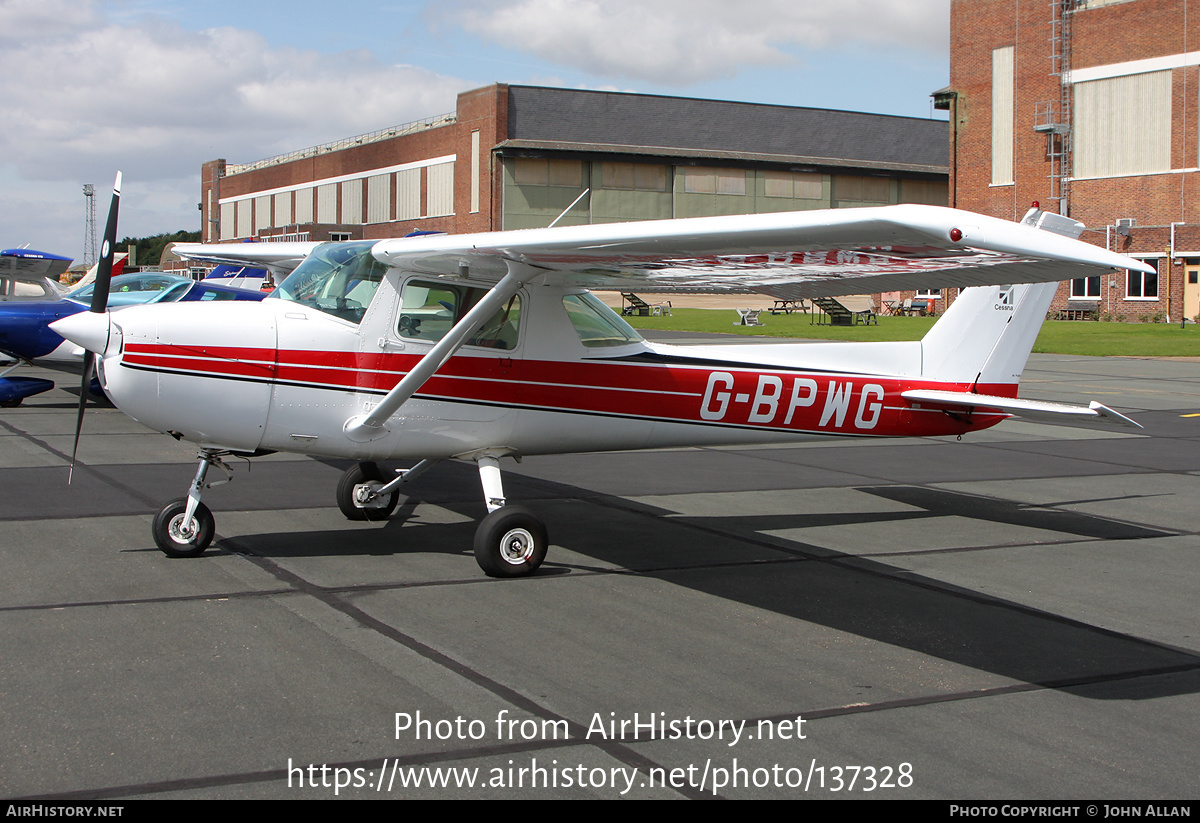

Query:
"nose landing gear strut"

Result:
[[151, 450, 232, 557]]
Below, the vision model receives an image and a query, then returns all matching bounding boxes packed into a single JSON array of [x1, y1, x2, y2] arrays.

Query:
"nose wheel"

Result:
[[152, 498, 214, 557], [151, 450, 230, 558]]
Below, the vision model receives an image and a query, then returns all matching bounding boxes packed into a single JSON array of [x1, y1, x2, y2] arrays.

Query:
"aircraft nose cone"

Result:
[[51, 311, 111, 355]]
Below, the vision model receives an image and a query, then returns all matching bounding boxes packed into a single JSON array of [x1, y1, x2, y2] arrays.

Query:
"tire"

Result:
[[336, 462, 398, 521], [152, 498, 215, 558], [473, 505, 547, 578]]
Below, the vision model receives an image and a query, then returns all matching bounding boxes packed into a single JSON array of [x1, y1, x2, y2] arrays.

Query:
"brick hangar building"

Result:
[[200, 3, 1200, 322], [198, 83, 949, 291], [943, 0, 1200, 321]]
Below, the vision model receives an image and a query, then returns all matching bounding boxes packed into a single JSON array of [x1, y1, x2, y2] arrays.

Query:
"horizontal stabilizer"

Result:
[[902, 389, 1142, 428]]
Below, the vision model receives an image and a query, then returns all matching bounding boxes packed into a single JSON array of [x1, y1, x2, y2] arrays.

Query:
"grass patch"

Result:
[[1031, 320, 1200, 357], [624, 309, 1200, 356], [624, 309, 936, 340]]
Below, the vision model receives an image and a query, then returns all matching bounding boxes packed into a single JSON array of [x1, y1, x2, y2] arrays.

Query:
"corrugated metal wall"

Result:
[[1074, 70, 1171, 178]]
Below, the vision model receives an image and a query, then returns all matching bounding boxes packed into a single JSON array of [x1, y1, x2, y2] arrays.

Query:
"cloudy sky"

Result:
[[0, 0, 950, 259]]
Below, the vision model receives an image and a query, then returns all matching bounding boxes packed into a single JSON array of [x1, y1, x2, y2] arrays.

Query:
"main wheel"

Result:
[[336, 462, 399, 521], [152, 498, 215, 558], [473, 505, 547, 578]]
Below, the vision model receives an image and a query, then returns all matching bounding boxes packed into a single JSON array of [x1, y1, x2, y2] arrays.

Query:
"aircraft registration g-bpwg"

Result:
[[51, 180, 1149, 577]]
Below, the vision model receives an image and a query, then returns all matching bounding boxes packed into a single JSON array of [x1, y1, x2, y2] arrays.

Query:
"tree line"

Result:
[[117, 230, 200, 267]]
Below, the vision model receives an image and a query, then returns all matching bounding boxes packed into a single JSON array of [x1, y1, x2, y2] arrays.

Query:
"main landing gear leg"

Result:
[[152, 450, 229, 558], [472, 455, 547, 578], [335, 459, 439, 521], [336, 462, 399, 521]]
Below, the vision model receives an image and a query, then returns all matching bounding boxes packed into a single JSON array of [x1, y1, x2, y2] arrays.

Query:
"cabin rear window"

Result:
[[397, 280, 522, 350], [562, 293, 643, 348]]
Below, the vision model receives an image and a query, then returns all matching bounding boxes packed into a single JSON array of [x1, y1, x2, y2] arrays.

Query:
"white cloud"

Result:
[[0, 0, 950, 255], [0, 0, 104, 43], [0, 18, 469, 183], [437, 0, 949, 85], [0, 4, 471, 254]]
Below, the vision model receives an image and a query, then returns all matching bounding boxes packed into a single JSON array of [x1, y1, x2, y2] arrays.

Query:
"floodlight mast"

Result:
[[82, 184, 97, 268]]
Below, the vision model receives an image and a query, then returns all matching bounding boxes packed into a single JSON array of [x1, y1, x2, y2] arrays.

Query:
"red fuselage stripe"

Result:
[[121, 343, 1011, 436]]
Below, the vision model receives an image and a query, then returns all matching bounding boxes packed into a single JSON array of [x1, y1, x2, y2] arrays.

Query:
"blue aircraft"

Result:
[[0, 247, 73, 302], [0, 269, 266, 406]]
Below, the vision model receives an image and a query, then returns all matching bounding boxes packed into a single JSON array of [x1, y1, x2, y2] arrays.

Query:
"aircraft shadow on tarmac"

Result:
[[219, 458, 1198, 703]]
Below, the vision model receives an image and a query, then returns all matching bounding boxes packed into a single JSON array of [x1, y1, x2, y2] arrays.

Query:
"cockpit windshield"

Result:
[[274, 241, 387, 324]]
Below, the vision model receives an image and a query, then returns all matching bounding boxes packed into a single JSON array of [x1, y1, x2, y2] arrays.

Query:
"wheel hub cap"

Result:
[[354, 482, 388, 509], [500, 528, 535, 565], [169, 515, 197, 543]]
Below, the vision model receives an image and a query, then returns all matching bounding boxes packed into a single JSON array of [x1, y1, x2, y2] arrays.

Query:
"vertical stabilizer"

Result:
[[920, 281, 1058, 390]]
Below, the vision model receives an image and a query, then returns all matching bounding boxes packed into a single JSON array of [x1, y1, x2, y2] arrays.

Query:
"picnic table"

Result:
[[770, 299, 806, 315]]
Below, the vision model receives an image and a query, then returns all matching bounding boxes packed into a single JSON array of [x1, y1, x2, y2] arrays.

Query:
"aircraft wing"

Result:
[[1, 248, 72, 283], [171, 242, 321, 281], [371, 205, 1151, 299]]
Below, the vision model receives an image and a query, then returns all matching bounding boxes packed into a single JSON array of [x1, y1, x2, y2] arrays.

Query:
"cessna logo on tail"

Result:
[[995, 285, 1015, 311]]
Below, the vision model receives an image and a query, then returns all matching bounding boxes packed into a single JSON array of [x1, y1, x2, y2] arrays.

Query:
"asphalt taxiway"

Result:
[[1, 345, 1199, 799]]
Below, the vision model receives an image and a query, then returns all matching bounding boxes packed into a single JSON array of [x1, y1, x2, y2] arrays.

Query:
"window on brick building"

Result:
[[1126, 261, 1159, 300], [991, 46, 1014, 186], [427, 162, 455, 217], [1074, 71, 1171, 178], [1071, 276, 1101, 299]]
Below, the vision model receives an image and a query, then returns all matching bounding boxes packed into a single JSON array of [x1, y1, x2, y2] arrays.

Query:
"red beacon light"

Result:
[[949, 228, 963, 242]]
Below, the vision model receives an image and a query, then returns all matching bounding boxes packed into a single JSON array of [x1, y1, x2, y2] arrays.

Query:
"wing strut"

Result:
[[343, 261, 532, 442]]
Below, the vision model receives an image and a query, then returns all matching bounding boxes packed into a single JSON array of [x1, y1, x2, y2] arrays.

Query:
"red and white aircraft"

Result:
[[52, 187, 1148, 577]]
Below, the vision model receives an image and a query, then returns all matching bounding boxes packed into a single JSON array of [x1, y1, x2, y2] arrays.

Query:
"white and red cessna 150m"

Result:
[[52, 176, 1147, 577]]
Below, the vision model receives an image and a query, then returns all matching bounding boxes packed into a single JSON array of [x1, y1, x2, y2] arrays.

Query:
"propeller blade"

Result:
[[69, 171, 121, 483], [90, 172, 121, 314], [67, 353, 95, 485]]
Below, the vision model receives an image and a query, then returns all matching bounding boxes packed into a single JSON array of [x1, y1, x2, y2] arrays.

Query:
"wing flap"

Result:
[[902, 389, 1142, 428]]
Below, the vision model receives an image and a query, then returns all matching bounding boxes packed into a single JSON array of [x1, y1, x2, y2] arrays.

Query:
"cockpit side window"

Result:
[[275, 241, 387, 324], [397, 280, 521, 350], [562, 292, 643, 348]]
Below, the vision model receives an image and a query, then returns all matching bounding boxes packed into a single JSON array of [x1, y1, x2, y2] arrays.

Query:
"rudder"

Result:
[[920, 281, 1058, 391]]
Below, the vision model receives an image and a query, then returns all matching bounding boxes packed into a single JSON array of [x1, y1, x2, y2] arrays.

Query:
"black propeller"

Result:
[[68, 171, 121, 483]]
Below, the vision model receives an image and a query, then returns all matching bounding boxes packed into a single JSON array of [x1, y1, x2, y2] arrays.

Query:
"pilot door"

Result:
[[385, 276, 524, 430]]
